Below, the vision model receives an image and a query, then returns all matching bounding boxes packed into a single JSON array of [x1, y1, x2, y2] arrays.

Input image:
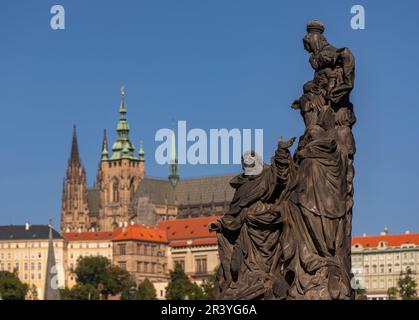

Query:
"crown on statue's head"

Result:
[[306, 20, 325, 34]]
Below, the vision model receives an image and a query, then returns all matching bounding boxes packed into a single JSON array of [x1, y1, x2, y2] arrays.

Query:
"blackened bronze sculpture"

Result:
[[211, 20, 356, 300]]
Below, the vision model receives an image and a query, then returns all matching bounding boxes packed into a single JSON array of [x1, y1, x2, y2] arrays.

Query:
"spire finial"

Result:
[[70, 125, 81, 165], [101, 129, 109, 160], [110, 86, 136, 160], [138, 140, 145, 162], [168, 123, 180, 188]]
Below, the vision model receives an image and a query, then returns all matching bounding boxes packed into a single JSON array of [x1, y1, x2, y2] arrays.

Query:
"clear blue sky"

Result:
[[0, 0, 418, 235]]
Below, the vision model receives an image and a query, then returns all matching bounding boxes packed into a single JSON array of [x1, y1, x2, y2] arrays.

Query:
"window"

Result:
[[119, 244, 126, 255], [195, 257, 207, 274], [137, 262, 143, 273], [144, 262, 149, 273], [112, 180, 120, 203], [31, 262, 35, 271], [38, 262, 42, 270], [174, 260, 185, 270], [119, 262, 126, 270], [24, 263, 28, 271]]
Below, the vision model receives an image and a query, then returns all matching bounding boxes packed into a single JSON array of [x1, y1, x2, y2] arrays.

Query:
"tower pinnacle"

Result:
[[101, 129, 109, 160], [110, 86, 137, 160], [70, 125, 81, 165], [168, 127, 179, 188]]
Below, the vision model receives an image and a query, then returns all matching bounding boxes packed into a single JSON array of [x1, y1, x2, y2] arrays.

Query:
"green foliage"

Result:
[[136, 278, 157, 300], [188, 282, 205, 300], [74, 256, 131, 299], [387, 287, 398, 300], [166, 263, 192, 300], [120, 279, 137, 300], [27, 284, 39, 300], [165, 263, 216, 300], [60, 284, 100, 300], [0, 271, 28, 300], [201, 273, 216, 300], [398, 267, 417, 300]]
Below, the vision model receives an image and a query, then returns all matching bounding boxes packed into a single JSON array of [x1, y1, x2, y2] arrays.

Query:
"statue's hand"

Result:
[[291, 99, 301, 109], [278, 136, 296, 149], [208, 220, 222, 233]]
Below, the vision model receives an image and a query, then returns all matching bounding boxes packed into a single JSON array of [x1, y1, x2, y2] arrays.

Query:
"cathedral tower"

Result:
[[61, 126, 90, 232], [96, 87, 145, 231]]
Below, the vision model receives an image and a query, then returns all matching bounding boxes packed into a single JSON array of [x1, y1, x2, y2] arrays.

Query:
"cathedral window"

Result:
[[112, 179, 120, 203]]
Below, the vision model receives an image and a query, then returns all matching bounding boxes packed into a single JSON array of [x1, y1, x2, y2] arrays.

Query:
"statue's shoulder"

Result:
[[229, 174, 246, 188]]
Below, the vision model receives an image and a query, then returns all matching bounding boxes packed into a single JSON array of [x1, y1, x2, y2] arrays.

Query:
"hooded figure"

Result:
[[210, 137, 295, 300]]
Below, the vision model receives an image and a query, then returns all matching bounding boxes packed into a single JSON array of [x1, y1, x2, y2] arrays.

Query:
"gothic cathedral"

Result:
[[61, 87, 145, 232]]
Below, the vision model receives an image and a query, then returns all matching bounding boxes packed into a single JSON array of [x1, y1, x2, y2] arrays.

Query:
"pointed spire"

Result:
[[168, 126, 179, 188], [110, 86, 137, 160], [70, 125, 81, 165], [44, 223, 60, 300], [138, 140, 145, 162], [101, 129, 109, 160]]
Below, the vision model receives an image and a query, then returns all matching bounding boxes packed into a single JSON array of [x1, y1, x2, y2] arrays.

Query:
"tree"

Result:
[[0, 271, 28, 300], [188, 282, 205, 300], [387, 287, 397, 300], [201, 272, 216, 300], [166, 263, 193, 300], [74, 256, 131, 299], [27, 284, 39, 300], [398, 267, 417, 300], [136, 278, 157, 300], [60, 284, 100, 300]]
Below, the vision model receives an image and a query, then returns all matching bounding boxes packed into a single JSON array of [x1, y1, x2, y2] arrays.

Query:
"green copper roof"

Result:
[[110, 86, 138, 161], [138, 140, 145, 162], [101, 129, 109, 160]]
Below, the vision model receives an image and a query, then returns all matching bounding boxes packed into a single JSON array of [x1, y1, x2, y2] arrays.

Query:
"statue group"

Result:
[[210, 20, 356, 300]]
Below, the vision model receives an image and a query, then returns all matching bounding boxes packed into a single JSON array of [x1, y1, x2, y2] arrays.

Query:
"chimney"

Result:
[[25, 222, 30, 231]]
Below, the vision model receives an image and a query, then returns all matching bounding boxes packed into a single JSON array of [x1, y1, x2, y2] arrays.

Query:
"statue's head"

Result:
[[241, 150, 263, 176], [303, 20, 328, 54]]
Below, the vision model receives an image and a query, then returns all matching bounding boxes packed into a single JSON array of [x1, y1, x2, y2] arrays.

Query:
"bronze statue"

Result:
[[211, 20, 356, 300]]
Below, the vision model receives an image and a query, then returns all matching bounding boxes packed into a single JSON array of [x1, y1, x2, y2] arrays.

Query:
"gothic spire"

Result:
[[101, 129, 109, 161], [168, 127, 179, 188], [110, 86, 137, 160], [138, 140, 145, 162], [70, 125, 81, 165]]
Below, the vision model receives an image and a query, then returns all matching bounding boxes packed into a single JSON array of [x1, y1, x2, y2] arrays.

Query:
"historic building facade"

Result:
[[112, 224, 169, 284], [352, 229, 419, 300], [63, 231, 114, 288], [0, 224, 66, 300], [60, 87, 235, 233]]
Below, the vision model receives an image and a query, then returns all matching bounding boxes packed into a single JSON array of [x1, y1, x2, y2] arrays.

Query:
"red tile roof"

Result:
[[63, 231, 114, 241], [352, 233, 419, 248], [158, 216, 218, 247], [158, 216, 218, 241], [112, 225, 167, 243]]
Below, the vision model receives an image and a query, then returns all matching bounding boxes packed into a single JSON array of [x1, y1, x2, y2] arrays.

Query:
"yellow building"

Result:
[[63, 231, 114, 288], [0, 224, 65, 300], [352, 229, 419, 300], [156, 217, 219, 299]]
